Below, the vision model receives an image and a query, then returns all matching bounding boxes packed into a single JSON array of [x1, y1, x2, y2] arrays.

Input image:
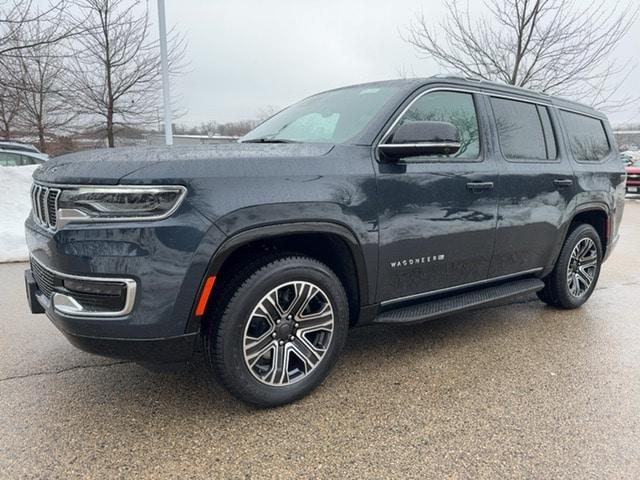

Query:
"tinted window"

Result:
[[393, 91, 480, 159], [561, 111, 610, 161], [0, 152, 23, 166], [491, 97, 555, 161], [538, 106, 557, 159]]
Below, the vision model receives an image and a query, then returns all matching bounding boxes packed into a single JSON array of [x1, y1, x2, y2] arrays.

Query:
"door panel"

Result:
[[488, 161, 575, 276], [487, 96, 576, 277], [375, 90, 498, 303]]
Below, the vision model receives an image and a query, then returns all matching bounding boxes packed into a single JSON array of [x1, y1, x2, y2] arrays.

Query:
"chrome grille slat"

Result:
[[30, 183, 60, 230], [40, 186, 48, 225], [30, 185, 37, 222], [47, 189, 60, 228], [34, 185, 41, 224]]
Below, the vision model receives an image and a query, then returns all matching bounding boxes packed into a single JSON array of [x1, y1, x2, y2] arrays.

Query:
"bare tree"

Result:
[[0, 61, 21, 139], [405, 0, 639, 109], [68, 0, 185, 147], [0, 1, 77, 61], [12, 18, 76, 152], [0, 0, 79, 142], [255, 105, 280, 123]]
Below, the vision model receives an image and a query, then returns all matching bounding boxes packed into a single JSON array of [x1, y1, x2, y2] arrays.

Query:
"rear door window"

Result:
[[560, 111, 610, 161], [490, 97, 556, 161]]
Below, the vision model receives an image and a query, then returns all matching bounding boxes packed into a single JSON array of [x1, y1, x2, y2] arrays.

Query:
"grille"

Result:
[[30, 183, 61, 230], [628, 174, 640, 180], [30, 257, 128, 311], [30, 257, 55, 298], [64, 289, 126, 310]]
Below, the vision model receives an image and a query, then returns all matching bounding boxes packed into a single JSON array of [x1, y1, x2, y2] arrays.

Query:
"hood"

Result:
[[33, 143, 334, 185], [625, 165, 640, 174]]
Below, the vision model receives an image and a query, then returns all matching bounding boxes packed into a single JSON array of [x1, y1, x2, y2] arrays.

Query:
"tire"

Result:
[[537, 223, 602, 309], [535, 282, 558, 307], [204, 254, 349, 407]]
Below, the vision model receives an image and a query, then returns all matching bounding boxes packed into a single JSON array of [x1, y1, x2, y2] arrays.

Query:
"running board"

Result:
[[374, 278, 544, 325]]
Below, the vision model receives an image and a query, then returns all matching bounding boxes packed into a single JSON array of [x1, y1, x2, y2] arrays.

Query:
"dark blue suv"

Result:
[[24, 77, 625, 406]]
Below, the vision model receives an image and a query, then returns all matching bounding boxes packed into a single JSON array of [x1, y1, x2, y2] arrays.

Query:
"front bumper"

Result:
[[25, 262, 199, 362], [24, 207, 226, 363]]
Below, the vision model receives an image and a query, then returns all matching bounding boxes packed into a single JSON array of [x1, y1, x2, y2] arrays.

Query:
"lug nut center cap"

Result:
[[276, 321, 294, 339]]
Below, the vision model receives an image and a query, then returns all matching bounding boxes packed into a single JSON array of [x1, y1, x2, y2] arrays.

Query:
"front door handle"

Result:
[[553, 179, 573, 187], [466, 181, 494, 192]]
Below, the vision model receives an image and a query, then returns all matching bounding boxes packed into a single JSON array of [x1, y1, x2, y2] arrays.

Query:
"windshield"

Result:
[[241, 85, 401, 144]]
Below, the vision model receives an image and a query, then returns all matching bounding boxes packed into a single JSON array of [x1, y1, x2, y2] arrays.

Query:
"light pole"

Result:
[[157, 0, 173, 146]]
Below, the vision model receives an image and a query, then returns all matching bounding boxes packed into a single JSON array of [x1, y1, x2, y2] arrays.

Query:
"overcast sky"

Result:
[[154, 0, 640, 126]]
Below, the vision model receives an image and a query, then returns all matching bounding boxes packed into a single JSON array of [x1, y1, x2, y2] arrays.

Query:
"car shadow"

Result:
[[48, 293, 560, 418]]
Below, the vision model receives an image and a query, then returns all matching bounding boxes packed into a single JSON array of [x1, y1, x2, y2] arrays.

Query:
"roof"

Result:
[[0, 141, 41, 154], [422, 75, 601, 116], [326, 75, 602, 118]]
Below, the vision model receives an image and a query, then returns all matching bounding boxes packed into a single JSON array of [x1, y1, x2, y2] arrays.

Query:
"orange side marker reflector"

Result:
[[195, 275, 216, 317]]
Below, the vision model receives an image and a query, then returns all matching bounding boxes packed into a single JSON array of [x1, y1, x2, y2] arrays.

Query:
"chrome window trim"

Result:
[[380, 267, 544, 307], [31, 182, 187, 229], [379, 85, 605, 146], [30, 256, 137, 318], [378, 142, 462, 149]]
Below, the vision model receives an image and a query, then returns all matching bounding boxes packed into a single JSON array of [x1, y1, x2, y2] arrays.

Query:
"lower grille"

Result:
[[29, 257, 135, 316], [31, 257, 55, 298], [63, 288, 126, 311]]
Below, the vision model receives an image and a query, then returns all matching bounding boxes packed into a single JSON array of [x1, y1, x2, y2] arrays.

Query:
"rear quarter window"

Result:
[[560, 111, 610, 161]]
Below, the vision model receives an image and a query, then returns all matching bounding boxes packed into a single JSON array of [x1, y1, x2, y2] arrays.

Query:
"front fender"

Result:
[[183, 216, 377, 334]]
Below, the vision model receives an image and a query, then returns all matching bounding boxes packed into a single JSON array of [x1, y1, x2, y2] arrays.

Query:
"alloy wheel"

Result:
[[242, 281, 335, 386], [566, 237, 598, 297]]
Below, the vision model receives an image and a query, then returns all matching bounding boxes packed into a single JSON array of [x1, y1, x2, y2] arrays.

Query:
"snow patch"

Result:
[[0, 165, 37, 263]]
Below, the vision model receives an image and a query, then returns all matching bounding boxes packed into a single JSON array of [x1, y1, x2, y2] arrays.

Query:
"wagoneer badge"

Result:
[[390, 255, 445, 268]]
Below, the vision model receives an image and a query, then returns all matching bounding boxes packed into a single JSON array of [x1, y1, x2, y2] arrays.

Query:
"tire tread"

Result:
[[204, 253, 348, 407]]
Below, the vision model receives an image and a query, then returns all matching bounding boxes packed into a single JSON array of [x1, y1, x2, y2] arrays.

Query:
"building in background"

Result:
[[614, 129, 640, 151]]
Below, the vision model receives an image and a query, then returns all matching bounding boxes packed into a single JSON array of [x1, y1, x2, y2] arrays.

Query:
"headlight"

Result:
[[57, 185, 187, 226]]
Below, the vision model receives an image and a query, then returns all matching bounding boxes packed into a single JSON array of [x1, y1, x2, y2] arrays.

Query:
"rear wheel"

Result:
[[204, 255, 349, 407], [537, 223, 602, 309]]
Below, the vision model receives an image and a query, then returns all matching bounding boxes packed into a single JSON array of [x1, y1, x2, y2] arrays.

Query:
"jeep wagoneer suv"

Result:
[[25, 77, 625, 406]]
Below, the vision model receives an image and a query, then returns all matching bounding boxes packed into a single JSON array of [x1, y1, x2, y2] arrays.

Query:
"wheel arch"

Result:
[[549, 204, 611, 273], [567, 204, 610, 253], [186, 221, 370, 333]]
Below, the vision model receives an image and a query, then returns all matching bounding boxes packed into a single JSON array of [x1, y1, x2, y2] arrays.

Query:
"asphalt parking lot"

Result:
[[1, 199, 639, 479]]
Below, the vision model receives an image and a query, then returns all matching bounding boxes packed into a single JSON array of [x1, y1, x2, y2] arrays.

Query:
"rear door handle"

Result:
[[553, 179, 573, 187], [466, 181, 494, 192]]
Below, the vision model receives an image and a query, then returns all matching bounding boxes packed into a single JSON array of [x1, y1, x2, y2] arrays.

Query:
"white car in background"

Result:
[[0, 141, 49, 166]]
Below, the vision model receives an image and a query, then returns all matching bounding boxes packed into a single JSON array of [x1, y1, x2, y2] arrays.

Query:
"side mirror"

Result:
[[379, 121, 461, 160]]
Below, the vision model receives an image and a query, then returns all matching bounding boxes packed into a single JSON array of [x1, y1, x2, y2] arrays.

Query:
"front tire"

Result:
[[537, 223, 602, 309], [204, 255, 349, 407]]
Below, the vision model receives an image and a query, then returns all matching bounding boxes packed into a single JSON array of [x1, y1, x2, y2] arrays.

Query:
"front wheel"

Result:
[[204, 255, 349, 407], [537, 223, 602, 309]]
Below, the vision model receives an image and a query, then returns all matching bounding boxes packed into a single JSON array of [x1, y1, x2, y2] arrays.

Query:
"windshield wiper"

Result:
[[241, 138, 300, 144]]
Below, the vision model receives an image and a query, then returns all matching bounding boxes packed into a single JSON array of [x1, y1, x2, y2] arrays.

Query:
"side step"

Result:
[[374, 278, 544, 325]]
